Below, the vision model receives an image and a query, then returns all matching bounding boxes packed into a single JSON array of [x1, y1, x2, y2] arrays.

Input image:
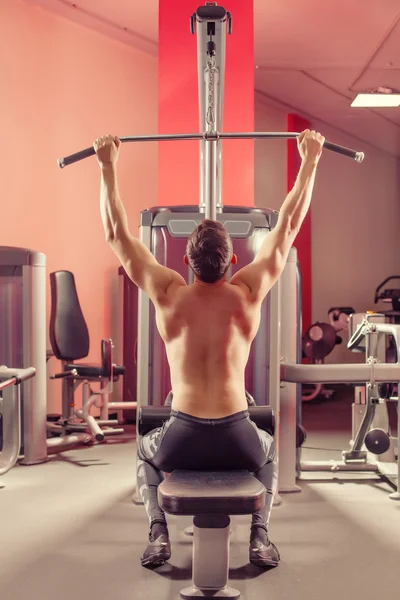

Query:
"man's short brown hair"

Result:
[[186, 220, 233, 284]]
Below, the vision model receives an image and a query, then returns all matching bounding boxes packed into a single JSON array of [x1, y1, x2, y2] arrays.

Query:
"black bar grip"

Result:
[[286, 133, 364, 162], [57, 134, 204, 169], [139, 406, 170, 436], [51, 369, 78, 379], [58, 146, 95, 169], [322, 140, 364, 163], [248, 406, 275, 436]]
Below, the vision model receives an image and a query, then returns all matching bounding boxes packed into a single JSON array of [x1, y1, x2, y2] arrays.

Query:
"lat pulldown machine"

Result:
[[57, 4, 374, 599]]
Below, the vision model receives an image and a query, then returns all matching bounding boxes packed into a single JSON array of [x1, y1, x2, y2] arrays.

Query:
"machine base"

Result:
[[301, 460, 398, 494], [377, 461, 398, 490], [279, 484, 302, 493], [19, 456, 49, 466], [180, 585, 240, 599]]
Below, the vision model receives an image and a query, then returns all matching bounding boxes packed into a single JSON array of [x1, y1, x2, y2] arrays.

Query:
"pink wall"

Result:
[[254, 96, 287, 210], [1, 0, 158, 411]]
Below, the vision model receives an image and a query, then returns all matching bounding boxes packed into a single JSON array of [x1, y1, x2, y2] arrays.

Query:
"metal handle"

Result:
[[347, 321, 370, 351], [0, 377, 17, 392], [57, 131, 364, 169], [0, 385, 21, 477], [0, 366, 36, 478], [281, 362, 400, 384], [0, 366, 36, 385]]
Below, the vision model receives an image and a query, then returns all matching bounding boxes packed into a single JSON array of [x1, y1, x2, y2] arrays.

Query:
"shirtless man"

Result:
[[94, 129, 325, 570]]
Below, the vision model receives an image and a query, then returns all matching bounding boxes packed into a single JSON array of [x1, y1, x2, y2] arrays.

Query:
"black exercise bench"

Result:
[[139, 406, 274, 599], [159, 470, 265, 599]]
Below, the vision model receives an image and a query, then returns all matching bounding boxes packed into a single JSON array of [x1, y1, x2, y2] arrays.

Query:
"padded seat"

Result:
[[158, 470, 266, 516], [65, 364, 126, 378]]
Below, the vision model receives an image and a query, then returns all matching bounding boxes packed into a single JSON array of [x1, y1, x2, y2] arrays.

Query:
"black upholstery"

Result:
[[64, 364, 126, 378], [159, 470, 266, 516], [50, 271, 90, 361], [50, 270, 125, 380], [139, 405, 274, 437]]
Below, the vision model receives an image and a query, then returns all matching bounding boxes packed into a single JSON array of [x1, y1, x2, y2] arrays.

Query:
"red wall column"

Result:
[[287, 114, 312, 334], [158, 0, 254, 208]]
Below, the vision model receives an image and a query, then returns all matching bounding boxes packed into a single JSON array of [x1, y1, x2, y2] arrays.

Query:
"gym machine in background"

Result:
[[346, 314, 398, 464], [116, 266, 139, 422], [281, 306, 400, 500], [300, 276, 400, 402], [0, 366, 37, 489], [373, 276, 400, 363], [0, 249, 132, 483], [0, 247, 48, 465], [302, 306, 355, 401], [47, 270, 129, 442], [284, 275, 399, 500]]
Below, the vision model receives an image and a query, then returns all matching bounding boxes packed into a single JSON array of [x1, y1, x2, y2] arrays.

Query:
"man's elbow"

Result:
[[276, 213, 296, 238], [288, 220, 301, 239], [105, 223, 128, 245]]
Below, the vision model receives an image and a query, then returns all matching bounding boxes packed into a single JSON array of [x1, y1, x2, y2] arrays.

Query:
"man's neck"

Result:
[[194, 277, 227, 288]]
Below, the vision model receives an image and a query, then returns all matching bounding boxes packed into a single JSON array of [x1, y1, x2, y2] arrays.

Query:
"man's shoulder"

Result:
[[228, 279, 252, 300], [153, 272, 187, 307]]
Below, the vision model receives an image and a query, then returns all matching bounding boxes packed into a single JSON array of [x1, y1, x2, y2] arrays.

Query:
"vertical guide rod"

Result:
[[196, 8, 228, 220]]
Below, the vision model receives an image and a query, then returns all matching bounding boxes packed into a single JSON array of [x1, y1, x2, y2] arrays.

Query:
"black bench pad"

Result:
[[158, 470, 266, 516]]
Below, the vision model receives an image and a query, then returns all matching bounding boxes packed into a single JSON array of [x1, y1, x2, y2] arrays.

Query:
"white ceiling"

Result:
[[25, 0, 400, 158]]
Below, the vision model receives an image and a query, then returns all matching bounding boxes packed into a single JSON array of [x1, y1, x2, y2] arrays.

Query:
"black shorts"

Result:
[[138, 409, 275, 473]]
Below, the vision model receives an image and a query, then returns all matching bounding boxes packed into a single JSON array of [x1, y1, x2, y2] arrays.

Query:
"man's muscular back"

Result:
[[96, 131, 325, 418], [155, 281, 262, 418]]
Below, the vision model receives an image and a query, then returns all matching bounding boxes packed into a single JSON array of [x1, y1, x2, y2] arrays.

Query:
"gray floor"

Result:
[[1, 389, 399, 600]]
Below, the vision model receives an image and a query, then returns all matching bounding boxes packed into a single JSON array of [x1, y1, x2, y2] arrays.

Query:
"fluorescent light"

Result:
[[351, 93, 400, 107]]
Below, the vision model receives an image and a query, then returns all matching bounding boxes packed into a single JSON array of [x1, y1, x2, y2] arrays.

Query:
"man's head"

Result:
[[185, 220, 237, 284]]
